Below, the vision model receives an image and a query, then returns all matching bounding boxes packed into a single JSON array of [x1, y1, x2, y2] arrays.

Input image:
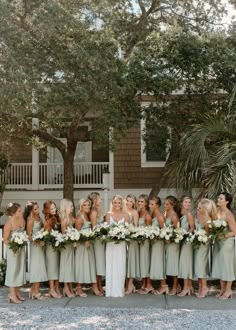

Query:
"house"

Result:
[[0, 106, 174, 223]]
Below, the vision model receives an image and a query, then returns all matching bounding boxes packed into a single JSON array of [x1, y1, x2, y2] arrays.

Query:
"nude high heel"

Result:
[[8, 295, 22, 304], [154, 285, 169, 295], [219, 291, 233, 300], [177, 289, 191, 297], [63, 289, 75, 298]]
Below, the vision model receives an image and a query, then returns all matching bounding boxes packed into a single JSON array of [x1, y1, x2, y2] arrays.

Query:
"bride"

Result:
[[105, 195, 130, 297]]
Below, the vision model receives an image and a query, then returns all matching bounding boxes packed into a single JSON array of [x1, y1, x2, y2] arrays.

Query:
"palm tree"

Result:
[[167, 86, 236, 206]]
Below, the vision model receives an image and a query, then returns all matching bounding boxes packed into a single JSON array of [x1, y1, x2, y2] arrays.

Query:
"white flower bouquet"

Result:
[[93, 222, 110, 242], [32, 228, 49, 246], [129, 226, 151, 244], [9, 231, 29, 253], [190, 228, 209, 249], [64, 227, 80, 247], [172, 227, 187, 244], [106, 222, 130, 244], [208, 219, 228, 242], [78, 228, 96, 248], [159, 225, 174, 242], [50, 229, 66, 251]]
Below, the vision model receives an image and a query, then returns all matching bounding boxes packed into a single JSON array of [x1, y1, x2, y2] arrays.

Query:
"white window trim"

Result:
[[140, 103, 170, 168]]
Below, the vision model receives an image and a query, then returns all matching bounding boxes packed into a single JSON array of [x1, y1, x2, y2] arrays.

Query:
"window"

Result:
[[141, 108, 170, 167]]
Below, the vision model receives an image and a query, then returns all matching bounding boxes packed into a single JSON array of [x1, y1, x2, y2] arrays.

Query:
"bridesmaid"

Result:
[[137, 194, 153, 294], [75, 198, 102, 297], [178, 196, 195, 296], [195, 198, 217, 298], [125, 194, 139, 294], [43, 200, 61, 299], [149, 196, 167, 295], [212, 192, 236, 299], [25, 201, 47, 300], [59, 198, 75, 298], [88, 192, 106, 295], [164, 195, 180, 295], [3, 203, 26, 303]]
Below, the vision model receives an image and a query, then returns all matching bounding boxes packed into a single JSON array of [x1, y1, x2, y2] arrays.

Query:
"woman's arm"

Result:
[[224, 211, 236, 238], [105, 212, 111, 224], [158, 213, 165, 228], [3, 221, 11, 245], [89, 210, 97, 229], [26, 217, 34, 240], [145, 212, 152, 226], [132, 210, 139, 227], [61, 219, 68, 234], [75, 216, 83, 231], [186, 212, 195, 232], [172, 213, 180, 228]]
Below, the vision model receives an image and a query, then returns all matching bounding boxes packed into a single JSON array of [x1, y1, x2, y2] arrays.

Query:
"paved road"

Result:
[[0, 287, 236, 329]]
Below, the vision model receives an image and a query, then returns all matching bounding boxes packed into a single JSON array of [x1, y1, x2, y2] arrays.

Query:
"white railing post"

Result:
[[32, 148, 39, 190]]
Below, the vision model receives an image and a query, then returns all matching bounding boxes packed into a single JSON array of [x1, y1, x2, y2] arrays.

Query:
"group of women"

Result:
[[3, 191, 236, 304]]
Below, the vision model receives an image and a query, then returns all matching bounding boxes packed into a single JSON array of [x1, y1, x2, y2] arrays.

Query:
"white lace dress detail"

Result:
[[105, 216, 126, 297]]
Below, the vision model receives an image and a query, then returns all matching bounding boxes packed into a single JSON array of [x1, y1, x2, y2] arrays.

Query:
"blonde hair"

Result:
[[110, 195, 126, 212], [126, 194, 137, 209], [60, 199, 73, 226], [78, 198, 91, 213], [199, 198, 217, 220], [88, 192, 101, 209]]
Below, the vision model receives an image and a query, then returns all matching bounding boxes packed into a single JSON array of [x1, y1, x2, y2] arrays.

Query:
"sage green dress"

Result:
[[194, 222, 210, 279], [139, 217, 150, 278], [178, 215, 193, 279], [126, 215, 140, 278], [165, 217, 179, 276], [94, 215, 106, 276], [30, 221, 48, 283], [45, 225, 60, 280], [74, 216, 96, 283], [211, 220, 235, 281], [150, 217, 165, 280], [59, 223, 75, 282], [5, 227, 26, 287]]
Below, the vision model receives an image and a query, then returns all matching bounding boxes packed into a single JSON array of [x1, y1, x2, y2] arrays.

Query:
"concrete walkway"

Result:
[[1, 286, 236, 329]]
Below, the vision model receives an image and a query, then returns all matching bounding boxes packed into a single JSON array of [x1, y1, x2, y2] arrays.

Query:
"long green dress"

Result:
[[139, 217, 150, 278], [126, 214, 140, 278], [94, 215, 106, 277], [165, 217, 179, 276], [5, 227, 26, 287], [211, 220, 235, 281], [178, 215, 193, 279], [150, 217, 165, 280], [59, 222, 75, 283], [194, 222, 210, 279], [45, 224, 60, 280], [30, 221, 48, 283], [74, 216, 96, 283]]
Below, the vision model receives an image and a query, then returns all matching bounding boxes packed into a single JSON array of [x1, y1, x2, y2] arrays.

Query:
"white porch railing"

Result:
[[0, 162, 110, 189]]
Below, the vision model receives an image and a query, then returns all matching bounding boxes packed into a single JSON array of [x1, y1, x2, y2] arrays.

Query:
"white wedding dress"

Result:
[[105, 217, 126, 297]]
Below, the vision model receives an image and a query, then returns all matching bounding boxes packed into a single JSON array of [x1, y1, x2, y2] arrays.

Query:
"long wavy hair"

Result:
[[60, 199, 73, 226], [23, 201, 38, 222], [43, 200, 60, 231]]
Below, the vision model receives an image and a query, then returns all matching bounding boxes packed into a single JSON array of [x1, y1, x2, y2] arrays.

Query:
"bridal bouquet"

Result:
[[32, 228, 49, 246], [106, 222, 130, 244], [172, 227, 187, 244], [64, 227, 81, 247], [9, 231, 29, 253], [190, 228, 209, 249], [208, 219, 228, 242]]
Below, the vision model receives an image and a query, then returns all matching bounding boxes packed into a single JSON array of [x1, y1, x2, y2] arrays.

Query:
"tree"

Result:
[[0, 0, 233, 200], [0, 0, 141, 201], [167, 86, 236, 206]]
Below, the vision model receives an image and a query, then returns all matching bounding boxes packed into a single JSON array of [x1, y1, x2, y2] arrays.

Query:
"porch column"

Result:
[[32, 146, 39, 190], [32, 92, 39, 190], [109, 128, 114, 190]]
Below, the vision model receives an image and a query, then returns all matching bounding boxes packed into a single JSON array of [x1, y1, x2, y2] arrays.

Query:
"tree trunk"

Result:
[[63, 143, 77, 202]]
